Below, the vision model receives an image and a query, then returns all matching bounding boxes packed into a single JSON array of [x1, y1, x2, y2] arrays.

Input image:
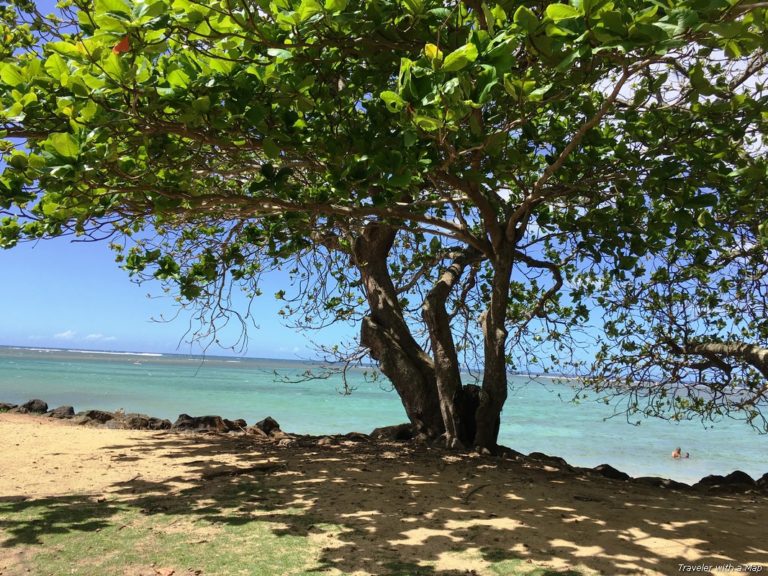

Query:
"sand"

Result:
[[0, 412, 766, 575]]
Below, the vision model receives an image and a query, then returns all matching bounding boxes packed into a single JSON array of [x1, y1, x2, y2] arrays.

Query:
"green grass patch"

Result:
[[0, 492, 335, 576], [0, 488, 595, 576]]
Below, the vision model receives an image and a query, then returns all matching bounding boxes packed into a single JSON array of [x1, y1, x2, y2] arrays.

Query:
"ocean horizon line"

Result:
[[0, 344, 324, 364], [0, 344, 580, 379]]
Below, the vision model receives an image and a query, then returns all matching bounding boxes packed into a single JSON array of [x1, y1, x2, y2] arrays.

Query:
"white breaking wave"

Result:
[[65, 349, 163, 357]]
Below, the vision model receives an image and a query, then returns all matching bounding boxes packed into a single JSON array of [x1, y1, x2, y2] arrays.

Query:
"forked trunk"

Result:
[[474, 249, 514, 452], [422, 249, 479, 448], [355, 223, 444, 438]]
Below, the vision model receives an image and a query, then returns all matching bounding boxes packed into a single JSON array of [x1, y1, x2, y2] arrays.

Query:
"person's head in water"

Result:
[[672, 447, 682, 459]]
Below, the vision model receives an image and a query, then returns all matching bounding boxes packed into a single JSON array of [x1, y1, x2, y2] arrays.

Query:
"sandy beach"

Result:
[[0, 412, 766, 576]]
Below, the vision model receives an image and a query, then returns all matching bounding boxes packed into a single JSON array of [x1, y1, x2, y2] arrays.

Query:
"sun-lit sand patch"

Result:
[[560, 514, 605, 525], [340, 510, 382, 519], [504, 492, 525, 501], [620, 527, 711, 559], [548, 538, 605, 557], [655, 519, 708, 531], [387, 528, 461, 546], [430, 547, 490, 573], [444, 517, 525, 531], [283, 495, 317, 508], [508, 542, 534, 556]]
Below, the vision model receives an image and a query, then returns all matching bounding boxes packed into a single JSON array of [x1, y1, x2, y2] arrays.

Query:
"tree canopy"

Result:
[[1, 0, 767, 448]]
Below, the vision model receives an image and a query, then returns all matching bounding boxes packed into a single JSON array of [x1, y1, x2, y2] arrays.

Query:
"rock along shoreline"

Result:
[[2, 397, 767, 495]]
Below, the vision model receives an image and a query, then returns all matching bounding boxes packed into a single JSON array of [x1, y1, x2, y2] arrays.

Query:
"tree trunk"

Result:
[[422, 249, 479, 448], [474, 248, 514, 452], [354, 223, 444, 438]]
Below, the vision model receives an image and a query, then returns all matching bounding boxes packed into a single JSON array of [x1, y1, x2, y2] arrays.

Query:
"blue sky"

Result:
[[0, 0, 358, 358], [0, 236, 354, 357]]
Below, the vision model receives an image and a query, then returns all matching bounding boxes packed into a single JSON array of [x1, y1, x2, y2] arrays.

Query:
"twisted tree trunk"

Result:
[[354, 223, 444, 438], [473, 247, 514, 452], [422, 248, 480, 448]]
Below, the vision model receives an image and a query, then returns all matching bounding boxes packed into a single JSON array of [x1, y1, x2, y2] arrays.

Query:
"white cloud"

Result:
[[85, 333, 117, 342], [53, 330, 76, 340]]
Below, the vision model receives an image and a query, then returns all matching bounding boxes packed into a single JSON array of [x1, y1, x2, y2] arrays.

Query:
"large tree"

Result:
[[1, 0, 766, 449]]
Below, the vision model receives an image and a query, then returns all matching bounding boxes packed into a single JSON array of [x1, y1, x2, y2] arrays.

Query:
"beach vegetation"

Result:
[[1, 0, 767, 449]]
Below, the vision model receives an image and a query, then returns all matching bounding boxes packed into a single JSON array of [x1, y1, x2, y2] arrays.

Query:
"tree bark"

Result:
[[683, 341, 768, 380], [473, 248, 514, 452], [422, 249, 479, 448], [354, 223, 444, 438]]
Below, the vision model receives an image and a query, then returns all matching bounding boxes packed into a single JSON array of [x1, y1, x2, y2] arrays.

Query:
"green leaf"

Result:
[[324, 0, 347, 11], [167, 69, 190, 88], [556, 46, 587, 71], [545, 4, 581, 21], [441, 43, 479, 73], [44, 54, 69, 81], [48, 42, 84, 60], [689, 65, 715, 95], [423, 43, 444, 63], [0, 64, 25, 87], [40, 198, 61, 217], [263, 138, 281, 159], [513, 6, 539, 32], [630, 22, 669, 42], [8, 154, 28, 171], [402, 0, 423, 15], [192, 96, 211, 112], [617, 255, 637, 270], [27, 155, 47, 170], [48, 133, 80, 159], [267, 48, 293, 60], [413, 115, 442, 131], [389, 172, 412, 187], [297, 0, 322, 21], [102, 53, 124, 81], [696, 210, 714, 228], [380, 91, 406, 112], [528, 83, 552, 102], [684, 193, 718, 209], [94, 14, 128, 33], [95, 0, 131, 14], [503, 75, 537, 99], [600, 10, 625, 34], [133, 0, 168, 19]]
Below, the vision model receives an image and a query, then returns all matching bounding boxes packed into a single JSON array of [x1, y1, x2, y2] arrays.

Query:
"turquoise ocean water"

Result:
[[1, 346, 765, 484]]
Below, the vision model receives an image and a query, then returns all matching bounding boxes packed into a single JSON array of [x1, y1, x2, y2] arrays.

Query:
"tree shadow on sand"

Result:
[[2, 432, 766, 575]]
